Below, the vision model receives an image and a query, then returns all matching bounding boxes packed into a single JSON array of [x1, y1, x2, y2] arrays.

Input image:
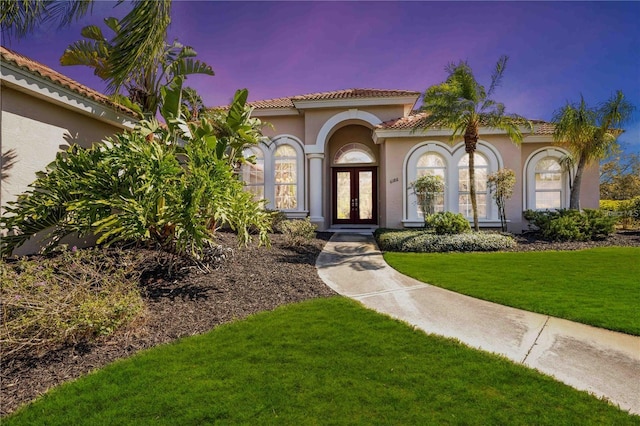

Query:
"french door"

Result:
[[332, 167, 377, 225]]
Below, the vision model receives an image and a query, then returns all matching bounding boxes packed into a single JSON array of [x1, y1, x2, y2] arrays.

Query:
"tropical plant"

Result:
[[552, 91, 635, 210], [0, 78, 271, 258], [487, 168, 516, 232], [60, 17, 214, 116], [1, 0, 172, 93], [414, 56, 532, 231], [411, 174, 444, 221]]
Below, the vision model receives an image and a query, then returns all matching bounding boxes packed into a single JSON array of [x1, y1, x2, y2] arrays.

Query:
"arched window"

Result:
[[458, 153, 489, 218], [240, 146, 265, 201], [524, 148, 569, 210], [416, 153, 446, 214], [274, 145, 298, 210], [534, 157, 563, 209], [334, 143, 375, 164]]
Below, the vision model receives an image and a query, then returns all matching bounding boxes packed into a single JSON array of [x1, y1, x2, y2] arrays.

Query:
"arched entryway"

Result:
[[328, 126, 379, 226]]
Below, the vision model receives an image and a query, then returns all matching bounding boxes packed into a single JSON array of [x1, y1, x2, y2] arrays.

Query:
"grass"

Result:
[[6, 297, 638, 425], [384, 247, 640, 335]]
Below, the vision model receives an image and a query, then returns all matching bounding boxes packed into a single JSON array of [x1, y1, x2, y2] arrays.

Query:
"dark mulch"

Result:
[[1, 231, 336, 417], [2, 229, 639, 417], [506, 229, 640, 252]]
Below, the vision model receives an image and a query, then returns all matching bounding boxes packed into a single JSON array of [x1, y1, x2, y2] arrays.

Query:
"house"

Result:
[[1, 46, 139, 254], [241, 88, 599, 232]]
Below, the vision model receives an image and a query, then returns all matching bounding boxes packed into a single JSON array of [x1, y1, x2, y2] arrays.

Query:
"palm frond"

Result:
[[108, 0, 172, 92]]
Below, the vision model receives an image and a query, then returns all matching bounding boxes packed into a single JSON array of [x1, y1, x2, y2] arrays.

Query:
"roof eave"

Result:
[[1, 61, 138, 129], [292, 95, 420, 110]]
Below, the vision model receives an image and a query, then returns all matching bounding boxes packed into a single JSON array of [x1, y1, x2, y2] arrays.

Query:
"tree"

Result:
[[60, 17, 213, 116], [552, 91, 635, 209], [1, 0, 172, 94], [414, 56, 531, 231], [411, 174, 445, 222], [487, 168, 516, 232], [600, 151, 640, 200]]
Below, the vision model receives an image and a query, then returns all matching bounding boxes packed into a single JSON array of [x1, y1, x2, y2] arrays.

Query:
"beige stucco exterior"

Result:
[[250, 92, 601, 232], [1, 54, 137, 255]]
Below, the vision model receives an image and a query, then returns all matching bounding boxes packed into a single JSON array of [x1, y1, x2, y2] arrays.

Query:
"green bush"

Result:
[[267, 210, 289, 234], [523, 209, 616, 241], [1, 247, 145, 357], [425, 212, 471, 235], [280, 218, 317, 246], [600, 197, 640, 229], [0, 86, 271, 260], [375, 228, 515, 253]]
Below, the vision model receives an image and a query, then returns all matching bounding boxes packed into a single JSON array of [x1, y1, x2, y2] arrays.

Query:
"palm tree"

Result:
[[414, 56, 531, 231], [60, 17, 214, 116], [552, 91, 634, 210], [1, 0, 172, 93]]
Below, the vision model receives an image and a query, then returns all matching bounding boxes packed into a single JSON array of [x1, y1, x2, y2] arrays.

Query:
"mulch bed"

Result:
[[2, 229, 639, 416]]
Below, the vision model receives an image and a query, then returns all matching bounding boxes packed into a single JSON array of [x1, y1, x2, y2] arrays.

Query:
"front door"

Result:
[[332, 167, 377, 225]]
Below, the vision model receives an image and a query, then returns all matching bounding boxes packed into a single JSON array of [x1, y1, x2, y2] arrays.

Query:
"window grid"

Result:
[[458, 153, 488, 219], [416, 153, 446, 214]]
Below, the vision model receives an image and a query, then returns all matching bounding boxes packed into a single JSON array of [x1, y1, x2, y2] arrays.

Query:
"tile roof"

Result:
[[248, 88, 420, 109], [1, 46, 138, 117], [379, 112, 555, 135]]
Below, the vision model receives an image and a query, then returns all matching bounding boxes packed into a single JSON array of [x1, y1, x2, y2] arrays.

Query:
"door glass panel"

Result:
[[358, 171, 373, 220], [336, 171, 351, 220]]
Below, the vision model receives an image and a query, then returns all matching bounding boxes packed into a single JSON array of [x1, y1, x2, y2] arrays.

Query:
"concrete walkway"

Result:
[[316, 233, 640, 415]]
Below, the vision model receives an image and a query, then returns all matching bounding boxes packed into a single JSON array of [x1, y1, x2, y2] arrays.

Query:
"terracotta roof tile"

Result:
[[1, 46, 138, 117], [248, 88, 420, 109], [379, 112, 555, 135]]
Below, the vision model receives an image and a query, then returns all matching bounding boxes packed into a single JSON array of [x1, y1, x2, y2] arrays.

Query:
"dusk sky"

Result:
[[4, 1, 640, 152]]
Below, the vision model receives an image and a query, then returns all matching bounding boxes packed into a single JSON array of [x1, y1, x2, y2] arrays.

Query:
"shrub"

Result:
[[280, 218, 317, 246], [375, 228, 515, 253], [600, 197, 640, 229], [425, 212, 471, 235], [523, 209, 616, 241], [1, 247, 145, 357], [0, 86, 271, 260], [267, 210, 289, 234]]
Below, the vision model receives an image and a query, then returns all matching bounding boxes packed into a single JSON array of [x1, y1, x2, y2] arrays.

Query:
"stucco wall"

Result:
[[1, 86, 129, 254]]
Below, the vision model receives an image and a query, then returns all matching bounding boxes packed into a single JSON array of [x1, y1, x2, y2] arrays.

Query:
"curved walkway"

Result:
[[316, 233, 640, 415]]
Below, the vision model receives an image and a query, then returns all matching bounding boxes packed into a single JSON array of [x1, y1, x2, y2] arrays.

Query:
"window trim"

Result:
[[403, 140, 502, 226], [523, 148, 571, 211]]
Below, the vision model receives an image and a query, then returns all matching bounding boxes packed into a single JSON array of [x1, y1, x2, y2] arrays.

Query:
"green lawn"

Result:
[[6, 298, 638, 425], [384, 247, 640, 335]]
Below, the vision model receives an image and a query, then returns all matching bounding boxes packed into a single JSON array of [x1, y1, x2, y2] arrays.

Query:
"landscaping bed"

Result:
[[1, 231, 336, 417], [2, 229, 639, 416]]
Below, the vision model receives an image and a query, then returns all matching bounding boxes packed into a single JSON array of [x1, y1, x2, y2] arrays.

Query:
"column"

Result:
[[307, 153, 325, 226]]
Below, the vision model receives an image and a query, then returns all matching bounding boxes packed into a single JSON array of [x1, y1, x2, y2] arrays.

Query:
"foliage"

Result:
[[60, 17, 214, 116], [1, 0, 173, 94], [600, 197, 640, 230], [267, 210, 288, 234], [410, 174, 444, 219], [487, 168, 516, 232], [424, 211, 470, 235], [523, 209, 616, 241], [6, 298, 636, 425], [280, 218, 317, 246], [600, 151, 640, 200], [414, 56, 532, 231], [552, 91, 635, 209], [384, 247, 640, 335], [0, 80, 270, 259], [1, 247, 144, 358], [375, 228, 515, 253]]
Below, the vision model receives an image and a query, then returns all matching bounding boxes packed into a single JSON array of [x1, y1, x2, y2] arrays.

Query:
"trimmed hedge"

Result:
[[425, 212, 470, 234], [375, 229, 516, 253], [523, 209, 616, 241]]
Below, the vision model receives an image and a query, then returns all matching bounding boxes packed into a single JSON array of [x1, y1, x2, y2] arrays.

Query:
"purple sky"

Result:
[[4, 1, 640, 152]]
